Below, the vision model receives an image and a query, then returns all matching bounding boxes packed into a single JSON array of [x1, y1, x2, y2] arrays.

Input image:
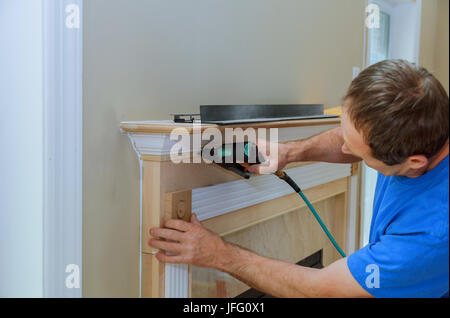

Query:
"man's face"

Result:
[[340, 100, 402, 176]]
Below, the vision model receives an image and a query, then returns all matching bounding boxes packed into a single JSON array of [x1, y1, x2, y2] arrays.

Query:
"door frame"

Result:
[[42, 0, 83, 298], [360, 0, 423, 248]]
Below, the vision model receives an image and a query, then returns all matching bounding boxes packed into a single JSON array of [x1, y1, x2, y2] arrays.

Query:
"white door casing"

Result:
[[43, 0, 83, 298]]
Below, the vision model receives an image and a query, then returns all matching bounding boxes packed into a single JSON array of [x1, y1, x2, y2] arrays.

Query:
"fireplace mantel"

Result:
[[120, 118, 360, 298]]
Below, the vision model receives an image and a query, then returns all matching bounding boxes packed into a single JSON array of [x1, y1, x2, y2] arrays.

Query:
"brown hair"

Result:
[[344, 59, 449, 165]]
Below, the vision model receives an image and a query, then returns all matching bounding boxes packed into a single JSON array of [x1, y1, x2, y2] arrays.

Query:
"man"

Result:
[[149, 60, 449, 297]]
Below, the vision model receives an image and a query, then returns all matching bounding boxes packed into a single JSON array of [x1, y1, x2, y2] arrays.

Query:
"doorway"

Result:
[[361, 0, 422, 246]]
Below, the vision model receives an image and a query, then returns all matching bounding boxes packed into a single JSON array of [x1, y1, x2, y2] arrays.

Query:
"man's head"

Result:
[[341, 59, 449, 176]]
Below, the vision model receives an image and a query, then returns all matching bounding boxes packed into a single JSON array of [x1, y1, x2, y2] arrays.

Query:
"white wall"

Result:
[[0, 0, 44, 297]]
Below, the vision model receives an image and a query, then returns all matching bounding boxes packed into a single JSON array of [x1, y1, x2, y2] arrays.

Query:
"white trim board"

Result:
[[346, 174, 359, 254], [193, 162, 351, 221], [165, 264, 189, 298], [43, 0, 83, 298]]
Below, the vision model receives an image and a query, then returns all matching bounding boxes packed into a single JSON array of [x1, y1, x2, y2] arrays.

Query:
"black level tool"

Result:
[[199, 104, 336, 124], [172, 105, 338, 124]]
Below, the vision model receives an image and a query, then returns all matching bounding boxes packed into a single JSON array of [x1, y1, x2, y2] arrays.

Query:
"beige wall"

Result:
[[420, 0, 449, 93], [82, 0, 365, 297], [434, 0, 449, 93]]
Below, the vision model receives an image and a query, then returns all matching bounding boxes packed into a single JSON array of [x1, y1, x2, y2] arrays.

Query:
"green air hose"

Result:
[[274, 170, 347, 258], [224, 143, 346, 258]]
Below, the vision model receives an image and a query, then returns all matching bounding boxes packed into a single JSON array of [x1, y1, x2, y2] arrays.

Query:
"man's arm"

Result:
[[149, 216, 372, 298], [247, 127, 361, 174], [286, 127, 362, 163], [215, 242, 371, 298]]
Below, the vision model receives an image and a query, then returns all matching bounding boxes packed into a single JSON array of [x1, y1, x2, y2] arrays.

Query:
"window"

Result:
[[362, 3, 393, 247], [368, 11, 391, 65]]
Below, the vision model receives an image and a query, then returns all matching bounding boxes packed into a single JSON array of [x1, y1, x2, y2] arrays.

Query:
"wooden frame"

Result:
[[121, 118, 361, 298]]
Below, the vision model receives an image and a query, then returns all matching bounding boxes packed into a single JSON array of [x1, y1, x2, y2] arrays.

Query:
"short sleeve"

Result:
[[347, 232, 449, 298]]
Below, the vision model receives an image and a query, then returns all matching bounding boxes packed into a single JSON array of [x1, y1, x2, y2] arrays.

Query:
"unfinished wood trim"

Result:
[[163, 190, 192, 298], [284, 161, 315, 169], [193, 162, 351, 221], [164, 190, 192, 222], [142, 253, 165, 298], [141, 153, 191, 162], [141, 154, 171, 162], [120, 121, 217, 134], [202, 178, 348, 236], [141, 161, 165, 297], [120, 118, 341, 134], [351, 162, 360, 176]]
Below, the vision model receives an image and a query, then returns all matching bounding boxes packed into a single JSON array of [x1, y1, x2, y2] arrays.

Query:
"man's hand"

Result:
[[243, 139, 291, 174], [148, 215, 371, 298], [148, 214, 227, 268]]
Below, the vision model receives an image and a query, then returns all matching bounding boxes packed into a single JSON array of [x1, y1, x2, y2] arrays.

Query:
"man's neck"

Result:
[[427, 140, 449, 172], [400, 141, 449, 178]]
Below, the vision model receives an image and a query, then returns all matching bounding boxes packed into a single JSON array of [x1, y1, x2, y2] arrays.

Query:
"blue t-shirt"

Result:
[[348, 155, 449, 298]]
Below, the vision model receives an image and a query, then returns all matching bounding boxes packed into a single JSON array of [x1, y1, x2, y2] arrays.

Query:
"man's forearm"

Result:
[[215, 242, 323, 298], [285, 128, 361, 164]]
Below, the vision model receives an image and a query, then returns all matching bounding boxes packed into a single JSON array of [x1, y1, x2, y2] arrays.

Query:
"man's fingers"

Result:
[[149, 228, 183, 241], [165, 219, 192, 232], [246, 164, 261, 174], [255, 138, 270, 156], [149, 239, 182, 253], [247, 159, 277, 175], [258, 162, 279, 174], [191, 213, 202, 226], [155, 252, 186, 264]]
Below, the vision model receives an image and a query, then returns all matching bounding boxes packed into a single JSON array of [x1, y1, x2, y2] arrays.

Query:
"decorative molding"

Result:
[[43, 0, 83, 298], [126, 133, 200, 157], [193, 162, 351, 221], [165, 264, 189, 298], [124, 124, 339, 158]]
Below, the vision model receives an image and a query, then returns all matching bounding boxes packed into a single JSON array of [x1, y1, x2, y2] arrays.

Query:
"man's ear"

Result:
[[405, 155, 429, 170]]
